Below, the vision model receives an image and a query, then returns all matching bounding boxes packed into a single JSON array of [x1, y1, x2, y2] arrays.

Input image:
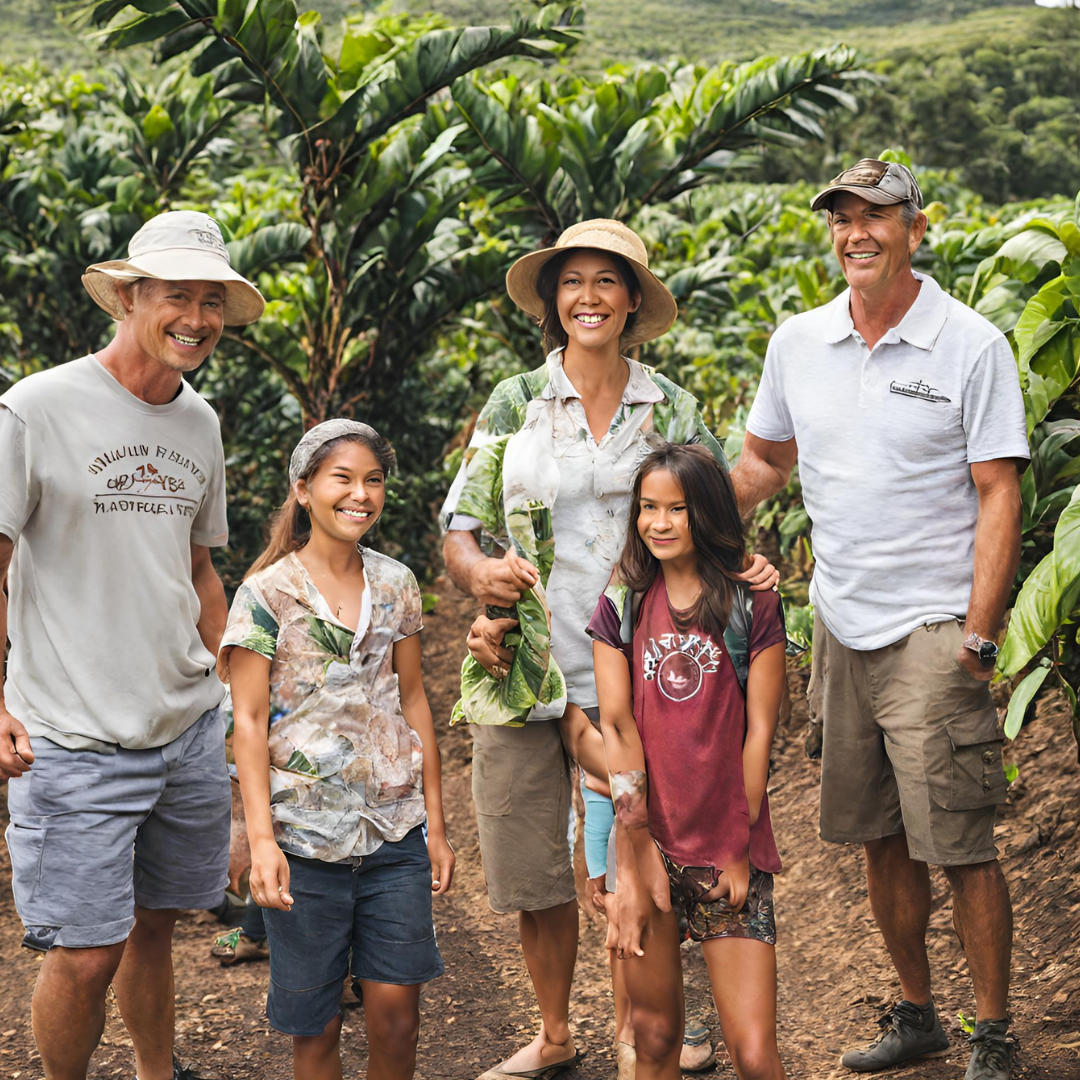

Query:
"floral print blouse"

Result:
[[220, 547, 425, 863]]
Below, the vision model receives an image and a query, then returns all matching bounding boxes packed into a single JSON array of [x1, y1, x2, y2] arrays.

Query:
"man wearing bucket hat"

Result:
[[734, 160, 1028, 1079], [441, 219, 777, 1080], [0, 210, 264, 1080]]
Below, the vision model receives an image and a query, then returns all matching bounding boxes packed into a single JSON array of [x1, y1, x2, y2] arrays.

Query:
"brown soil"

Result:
[[1, 582, 1079, 1079]]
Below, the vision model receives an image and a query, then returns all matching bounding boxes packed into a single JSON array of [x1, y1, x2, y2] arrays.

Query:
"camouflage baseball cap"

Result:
[[810, 159, 923, 212]]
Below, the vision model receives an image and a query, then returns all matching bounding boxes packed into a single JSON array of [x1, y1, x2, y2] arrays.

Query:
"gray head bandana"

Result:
[[289, 419, 382, 485]]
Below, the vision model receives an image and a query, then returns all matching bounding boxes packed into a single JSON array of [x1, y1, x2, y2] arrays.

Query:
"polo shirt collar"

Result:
[[822, 271, 948, 352], [542, 347, 665, 405]]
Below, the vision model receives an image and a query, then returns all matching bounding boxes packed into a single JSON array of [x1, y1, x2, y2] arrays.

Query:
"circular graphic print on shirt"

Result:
[[657, 650, 704, 701]]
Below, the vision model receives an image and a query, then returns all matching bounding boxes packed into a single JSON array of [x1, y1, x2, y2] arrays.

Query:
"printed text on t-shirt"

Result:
[[87, 442, 207, 519]]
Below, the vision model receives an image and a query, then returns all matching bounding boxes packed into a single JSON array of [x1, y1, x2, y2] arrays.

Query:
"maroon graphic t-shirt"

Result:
[[588, 576, 785, 877]]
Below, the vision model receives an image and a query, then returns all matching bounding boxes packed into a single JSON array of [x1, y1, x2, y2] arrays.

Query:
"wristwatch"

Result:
[[963, 632, 999, 665]]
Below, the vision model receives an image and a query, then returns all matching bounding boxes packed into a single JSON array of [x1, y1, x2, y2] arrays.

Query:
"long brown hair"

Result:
[[535, 247, 641, 353], [615, 442, 746, 642], [246, 431, 396, 578]]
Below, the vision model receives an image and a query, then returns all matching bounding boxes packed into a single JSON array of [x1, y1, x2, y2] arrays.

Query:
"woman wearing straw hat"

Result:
[[441, 220, 777, 1080]]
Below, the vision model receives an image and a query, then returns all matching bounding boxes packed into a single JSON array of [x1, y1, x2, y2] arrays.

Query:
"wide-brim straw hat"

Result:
[[82, 210, 265, 326], [505, 219, 678, 347]]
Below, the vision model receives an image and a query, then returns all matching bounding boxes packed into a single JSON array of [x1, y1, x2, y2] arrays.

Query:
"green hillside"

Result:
[[382, 0, 1034, 66], [4, 0, 1039, 70], [4, 0, 1076, 202]]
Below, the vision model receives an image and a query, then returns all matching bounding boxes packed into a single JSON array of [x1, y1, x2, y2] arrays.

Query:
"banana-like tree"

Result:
[[78, 1, 868, 425], [451, 47, 867, 238], [967, 196, 1080, 752], [0, 63, 242, 379], [78, 0, 584, 421]]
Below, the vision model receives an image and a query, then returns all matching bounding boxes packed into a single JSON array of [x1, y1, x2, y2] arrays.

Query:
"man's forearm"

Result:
[[967, 486, 1022, 639], [443, 530, 484, 597], [730, 436, 797, 518], [195, 571, 228, 655]]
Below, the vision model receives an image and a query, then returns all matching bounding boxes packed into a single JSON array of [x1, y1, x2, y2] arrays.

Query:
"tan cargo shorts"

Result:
[[470, 719, 577, 914], [810, 617, 1007, 866]]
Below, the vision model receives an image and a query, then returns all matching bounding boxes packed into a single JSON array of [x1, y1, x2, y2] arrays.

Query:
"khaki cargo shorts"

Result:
[[470, 719, 576, 913], [810, 617, 1007, 866]]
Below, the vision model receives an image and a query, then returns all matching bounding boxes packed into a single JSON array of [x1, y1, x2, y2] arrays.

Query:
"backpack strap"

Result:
[[723, 583, 755, 692], [723, 585, 802, 692]]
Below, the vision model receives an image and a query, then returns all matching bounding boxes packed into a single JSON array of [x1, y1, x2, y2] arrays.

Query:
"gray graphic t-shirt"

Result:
[[0, 355, 228, 750]]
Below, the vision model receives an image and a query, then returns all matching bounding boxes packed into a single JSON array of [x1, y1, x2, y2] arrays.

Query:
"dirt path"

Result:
[[1, 582, 1078, 1078]]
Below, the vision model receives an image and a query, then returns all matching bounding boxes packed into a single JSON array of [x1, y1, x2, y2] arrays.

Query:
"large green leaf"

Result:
[[999, 485, 1080, 676], [316, 9, 581, 155], [226, 222, 312, 277], [969, 221, 1068, 307], [1003, 659, 1052, 740]]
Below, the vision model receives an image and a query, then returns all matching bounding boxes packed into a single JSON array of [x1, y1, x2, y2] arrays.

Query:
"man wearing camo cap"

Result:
[[0, 211, 264, 1080], [732, 159, 1028, 1080]]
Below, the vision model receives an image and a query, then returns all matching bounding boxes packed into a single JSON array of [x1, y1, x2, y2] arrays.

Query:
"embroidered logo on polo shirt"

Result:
[[889, 379, 951, 404]]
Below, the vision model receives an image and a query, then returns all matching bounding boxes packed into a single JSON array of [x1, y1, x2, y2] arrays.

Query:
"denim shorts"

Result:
[[5, 707, 231, 950], [262, 826, 444, 1037]]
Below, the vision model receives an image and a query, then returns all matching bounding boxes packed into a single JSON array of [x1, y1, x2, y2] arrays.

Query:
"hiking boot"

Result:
[[840, 999, 950, 1072], [965, 1019, 1014, 1080]]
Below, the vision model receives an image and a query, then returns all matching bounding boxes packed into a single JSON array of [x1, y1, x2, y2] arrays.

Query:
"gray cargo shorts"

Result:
[[5, 706, 231, 950]]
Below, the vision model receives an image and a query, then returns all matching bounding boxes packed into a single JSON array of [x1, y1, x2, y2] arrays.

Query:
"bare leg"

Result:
[[610, 940, 633, 1045], [864, 834, 932, 1005], [32, 941, 126, 1080], [293, 1014, 343, 1080], [112, 906, 180, 1080], [621, 906, 683, 1080], [702, 938, 786, 1080], [943, 860, 1012, 1019], [361, 981, 422, 1080], [491, 901, 579, 1073]]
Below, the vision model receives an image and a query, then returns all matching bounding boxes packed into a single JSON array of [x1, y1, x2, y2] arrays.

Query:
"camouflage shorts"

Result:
[[660, 850, 776, 946]]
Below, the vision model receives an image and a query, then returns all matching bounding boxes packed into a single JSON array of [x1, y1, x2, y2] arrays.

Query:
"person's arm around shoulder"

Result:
[[730, 333, 799, 517], [229, 645, 293, 911], [191, 543, 228, 656], [394, 630, 455, 895], [730, 433, 799, 519], [0, 534, 33, 777], [958, 458, 1023, 681]]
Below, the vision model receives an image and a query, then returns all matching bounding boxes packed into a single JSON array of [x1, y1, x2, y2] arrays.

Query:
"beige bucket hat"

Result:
[[505, 219, 678, 347], [82, 211, 265, 326]]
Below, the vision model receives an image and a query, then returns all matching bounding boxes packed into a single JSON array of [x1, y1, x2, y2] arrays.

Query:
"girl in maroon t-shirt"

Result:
[[589, 442, 789, 1080]]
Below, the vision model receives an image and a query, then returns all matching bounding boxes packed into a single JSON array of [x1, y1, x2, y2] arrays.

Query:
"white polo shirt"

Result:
[[746, 272, 1029, 650]]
